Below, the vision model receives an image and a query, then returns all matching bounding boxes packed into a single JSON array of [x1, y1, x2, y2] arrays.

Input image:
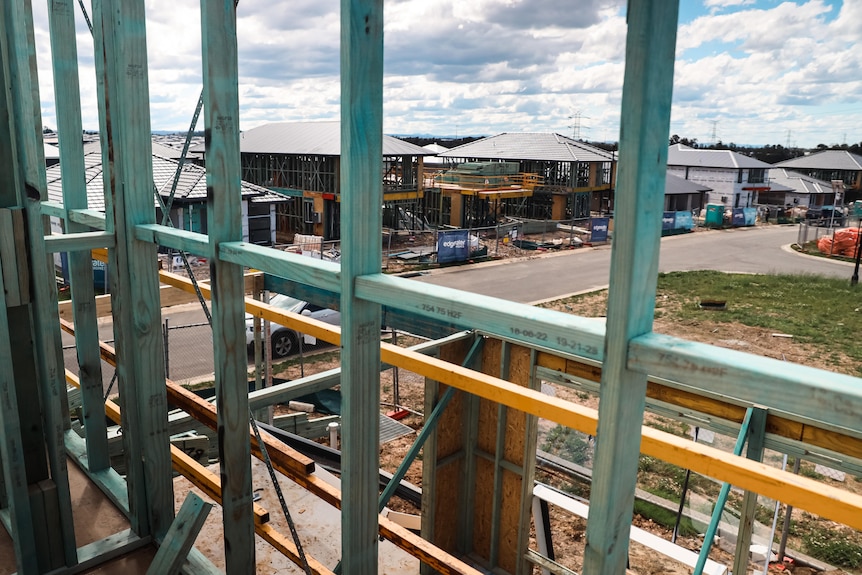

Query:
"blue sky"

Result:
[[30, 0, 862, 148]]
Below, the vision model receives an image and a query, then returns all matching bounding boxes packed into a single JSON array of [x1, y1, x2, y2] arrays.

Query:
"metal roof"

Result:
[[438, 132, 615, 163], [667, 144, 772, 169], [664, 173, 711, 195], [775, 150, 862, 171], [768, 168, 841, 195], [236, 121, 433, 157], [46, 151, 286, 211]]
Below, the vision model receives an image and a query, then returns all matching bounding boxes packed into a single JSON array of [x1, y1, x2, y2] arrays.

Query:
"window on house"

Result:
[[576, 163, 590, 188], [748, 169, 765, 184]]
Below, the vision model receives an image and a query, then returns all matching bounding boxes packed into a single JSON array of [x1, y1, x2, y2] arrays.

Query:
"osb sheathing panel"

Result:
[[434, 339, 471, 460], [498, 469, 523, 574], [436, 385, 466, 460], [471, 457, 494, 559], [503, 345, 532, 464], [476, 340, 502, 454], [426, 337, 472, 557], [427, 337, 536, 575], [432, 459, 463, 552]]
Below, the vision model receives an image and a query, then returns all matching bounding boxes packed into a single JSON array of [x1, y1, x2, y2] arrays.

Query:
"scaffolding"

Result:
[[2, 1, 862, 575]]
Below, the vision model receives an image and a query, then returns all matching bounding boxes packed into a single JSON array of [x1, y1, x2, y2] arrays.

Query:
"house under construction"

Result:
[[1, 1, 862, 575]]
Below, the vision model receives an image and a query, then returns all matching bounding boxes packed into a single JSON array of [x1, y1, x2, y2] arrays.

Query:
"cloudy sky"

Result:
[[31, 0, 861, 148]]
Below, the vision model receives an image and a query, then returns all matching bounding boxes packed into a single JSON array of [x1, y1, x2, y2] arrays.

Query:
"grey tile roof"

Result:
[[667, 144, 772, 169], [235, 121, 433, 157], [46, 151, 286, 211], [774, 150, 862, 171], [665, 173, 712, 195], [82, 139, 200, 161], [768, 168, 841, 195], [438, 132, 615, 162]]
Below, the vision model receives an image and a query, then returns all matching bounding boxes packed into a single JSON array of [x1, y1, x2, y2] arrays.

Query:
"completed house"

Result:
[[774, 150, 862, 203], [666, 144, 788, 209], [760, 168, 840, 209]]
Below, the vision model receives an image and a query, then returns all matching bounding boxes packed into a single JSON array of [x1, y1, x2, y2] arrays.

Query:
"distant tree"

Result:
[[669, 134, 698, 147]]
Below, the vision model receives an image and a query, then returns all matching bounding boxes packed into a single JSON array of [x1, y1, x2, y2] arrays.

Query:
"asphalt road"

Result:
[[63, 224, 856, 385], [412, 225, 855, 303]]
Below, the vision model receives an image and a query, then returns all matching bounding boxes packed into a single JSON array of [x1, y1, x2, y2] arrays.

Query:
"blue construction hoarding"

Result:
[[437, 230, 471, 264], [590, 217, 610, 242]]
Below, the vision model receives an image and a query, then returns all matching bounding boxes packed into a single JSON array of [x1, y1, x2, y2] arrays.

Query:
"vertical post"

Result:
[[583, 2, 679, 574], [94, 0, 173, 539], [3, 0, 79, 567], [732, 407, 768, 575], [48, 0, 110, 473], [340, 0, 384, 570], [200, 0, 254, 572]]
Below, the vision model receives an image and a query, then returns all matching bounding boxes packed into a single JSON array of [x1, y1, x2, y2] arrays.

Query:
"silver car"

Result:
[[246, 294, 340, 358]]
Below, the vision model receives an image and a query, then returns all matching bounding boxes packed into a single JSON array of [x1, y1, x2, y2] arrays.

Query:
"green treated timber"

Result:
[[0, 208, 29, 307], [68, 208, 107, 230], [94, 0, 173, 539], [134, 224, 210, 258], [731, 407, 767, 575], [0, 269, 39, 573], [629, 333, 862, 435], [222, 241, 341, 293], [200, 0, 255, 572], [147, 492, 213, 575], [695, 407, 754, 575], [339, 0, 385, 571], [40, 200, 67, 219], [70, 529, 151, 575], [7, 0, 79, 565], [43, 231, 115, 253], [64, 431, 130, 516], [583, 2, 680, 574], [0, 11, 39, 570], [538, 365, 862, 476], [263, 274, 462, 341], [356, 273, 605, 362], [378, 336, 484, 513]]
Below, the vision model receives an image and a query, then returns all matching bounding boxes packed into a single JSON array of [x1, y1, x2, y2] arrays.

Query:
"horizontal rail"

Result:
[[629, 332, 862, 437], [356, 272, 606, 361], [44, 231, 114, 253], [535, 354, 862, 470]]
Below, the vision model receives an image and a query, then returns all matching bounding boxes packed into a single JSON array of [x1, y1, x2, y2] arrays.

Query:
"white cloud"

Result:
[[27, 1, 862, 147]]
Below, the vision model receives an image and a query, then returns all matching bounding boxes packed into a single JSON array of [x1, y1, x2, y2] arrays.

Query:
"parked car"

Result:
[[246, 294, 340, 358], [806, 205, 846, 227]]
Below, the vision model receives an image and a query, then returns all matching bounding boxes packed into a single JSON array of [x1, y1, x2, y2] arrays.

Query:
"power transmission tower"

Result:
[[568, 110, 590, 140]]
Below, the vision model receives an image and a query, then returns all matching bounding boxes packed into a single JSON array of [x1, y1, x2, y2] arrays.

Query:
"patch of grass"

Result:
[[542, 425, 591, 466], [655, 271, 862, 358], [270, 348, 342, 377], [800, 525, 862, 569], [632, 499, 699, 538]]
